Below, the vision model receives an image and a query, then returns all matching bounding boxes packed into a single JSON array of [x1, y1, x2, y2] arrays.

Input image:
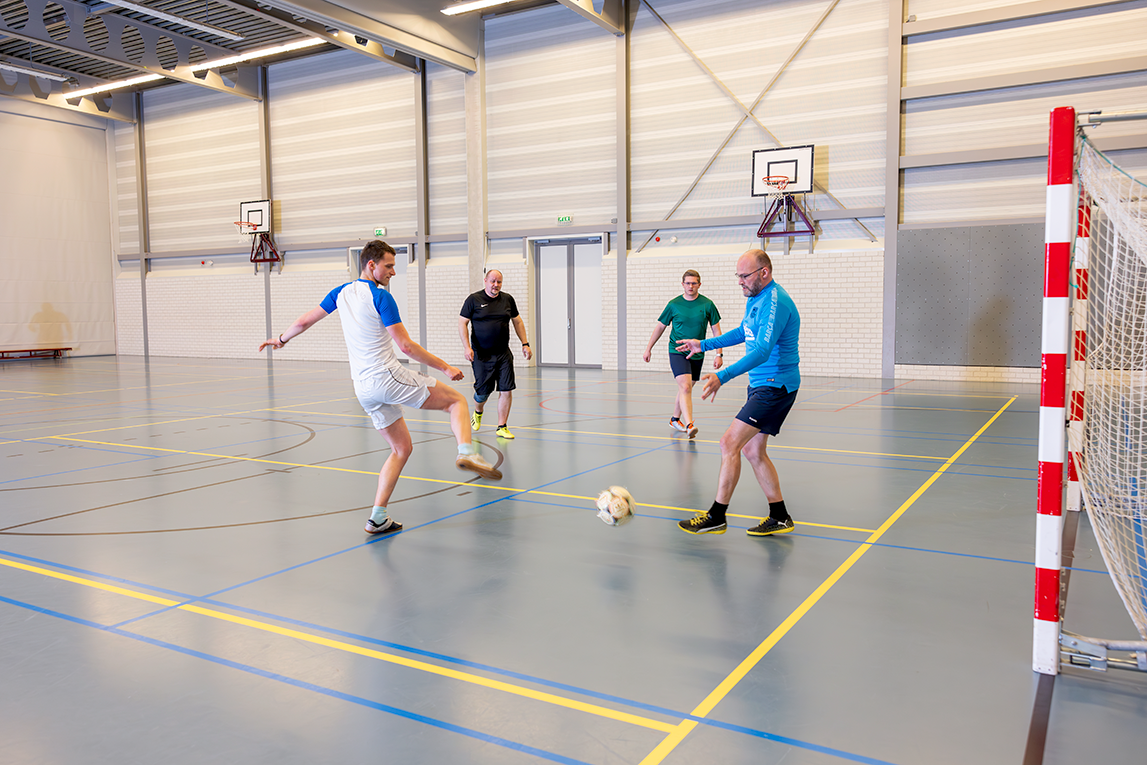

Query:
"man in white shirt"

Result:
[[260, 241, 501, 536]]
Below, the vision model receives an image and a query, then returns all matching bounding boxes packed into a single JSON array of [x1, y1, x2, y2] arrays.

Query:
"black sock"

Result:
[[709, 501, 728, 519], [671, 416, 681, 422], [769, 500, 790, 522]]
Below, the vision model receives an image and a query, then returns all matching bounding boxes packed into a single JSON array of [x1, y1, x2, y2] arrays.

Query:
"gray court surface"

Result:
[[1, 357, 1144, 765]]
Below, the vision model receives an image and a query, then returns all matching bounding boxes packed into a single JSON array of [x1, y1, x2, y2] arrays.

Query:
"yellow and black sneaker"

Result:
[[678, 511, 727, 535], [471, 411, 482, 431], [495, 425, 514, 440], [747, 517, 794, 536]]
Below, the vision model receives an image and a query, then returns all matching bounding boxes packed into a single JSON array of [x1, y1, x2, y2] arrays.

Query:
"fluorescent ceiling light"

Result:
[[65, 38, 324, 99], [0, 61, 72, 82], [441, 0, 520, 15], [102, 0, 245, 42]]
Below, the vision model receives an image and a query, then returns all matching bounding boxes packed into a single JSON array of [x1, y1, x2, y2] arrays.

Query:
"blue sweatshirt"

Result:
[[700, 280, 800, 390]]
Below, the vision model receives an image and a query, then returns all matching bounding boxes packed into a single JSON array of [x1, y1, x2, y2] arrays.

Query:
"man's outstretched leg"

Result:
[[365, 417, 413, 535], [421, 381, 502, 480]]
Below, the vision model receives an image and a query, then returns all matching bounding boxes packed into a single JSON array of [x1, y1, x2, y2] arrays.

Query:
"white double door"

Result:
[[536, 238, 603, 367]]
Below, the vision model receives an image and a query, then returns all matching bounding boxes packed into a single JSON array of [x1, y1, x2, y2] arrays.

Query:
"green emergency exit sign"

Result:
[[374, 227, 387, 237], [557, 215, 572, 225]]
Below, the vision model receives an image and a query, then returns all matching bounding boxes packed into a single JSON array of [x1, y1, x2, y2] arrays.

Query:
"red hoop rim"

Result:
[[761, 175, 790, 190], [234, 221, 258, 233]]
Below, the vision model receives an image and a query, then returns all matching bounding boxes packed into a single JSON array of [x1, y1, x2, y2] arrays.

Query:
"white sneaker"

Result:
[[670, 419, 687, 432], [686, 422, 698, 438], [456, 452, 503, 480]]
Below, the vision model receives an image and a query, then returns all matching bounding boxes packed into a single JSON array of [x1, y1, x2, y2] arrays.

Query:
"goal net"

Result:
[[1074, 134, 1147, 642]]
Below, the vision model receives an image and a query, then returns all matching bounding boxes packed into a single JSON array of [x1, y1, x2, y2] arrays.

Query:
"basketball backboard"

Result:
[[751, 145, 814, 196], [239, 199, 272, 233]]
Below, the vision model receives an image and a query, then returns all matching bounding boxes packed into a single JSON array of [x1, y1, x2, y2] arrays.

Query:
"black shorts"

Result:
[[668, 353, 703, 381], [735, 385, 798, 435], [472, 351, 516, 397]]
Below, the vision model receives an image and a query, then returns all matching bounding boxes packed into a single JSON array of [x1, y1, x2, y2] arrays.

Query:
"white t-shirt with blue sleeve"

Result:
[[321, 279, 405, 382]]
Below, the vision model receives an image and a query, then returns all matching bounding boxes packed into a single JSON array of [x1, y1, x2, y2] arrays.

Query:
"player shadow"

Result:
[[28, 302, 72, 346]]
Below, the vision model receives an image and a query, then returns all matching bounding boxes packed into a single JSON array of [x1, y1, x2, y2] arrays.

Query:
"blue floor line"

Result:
[[0, 592, 901, 765]]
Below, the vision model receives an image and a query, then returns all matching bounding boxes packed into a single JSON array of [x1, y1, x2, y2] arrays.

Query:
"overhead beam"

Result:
[[555, 0, 623, 34], [0, 0, 259, 99], [260, 0, 477, 72], [0, 69, 134, 121], [901, 55, 1147, 100], [211, 0, 418, 72], [903, 0, 1132, 37]]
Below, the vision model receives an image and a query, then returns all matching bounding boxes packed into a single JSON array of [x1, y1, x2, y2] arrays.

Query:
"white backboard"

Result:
[[239, 199, 272, 233], [751, 145, 815, 196]]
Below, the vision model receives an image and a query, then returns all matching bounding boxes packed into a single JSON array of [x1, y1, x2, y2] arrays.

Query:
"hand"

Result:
[[713, 354, 723, 370], [675, 339, 701, 358], [258, 337, 284, 352], [642, 349, 651, 363], [522, 345, 533, 361], [464, 347, 475, 362], [445, 365, 464, 382], [700, 373, 722, 401]]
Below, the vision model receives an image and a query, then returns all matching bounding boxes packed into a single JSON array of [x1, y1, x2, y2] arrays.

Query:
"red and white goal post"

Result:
[[1036, 105, 1147, 675]]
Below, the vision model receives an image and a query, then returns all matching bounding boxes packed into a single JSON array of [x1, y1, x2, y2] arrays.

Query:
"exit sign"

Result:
[[374, 227, 387, 237], [557, 215, 572, 225]]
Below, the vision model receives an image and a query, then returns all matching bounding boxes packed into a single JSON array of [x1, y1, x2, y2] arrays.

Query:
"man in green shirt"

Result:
[[643, 269, 723, 437]]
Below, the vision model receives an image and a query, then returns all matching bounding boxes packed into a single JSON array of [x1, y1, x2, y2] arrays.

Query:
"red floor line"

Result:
[[833, 379, 916, 412]]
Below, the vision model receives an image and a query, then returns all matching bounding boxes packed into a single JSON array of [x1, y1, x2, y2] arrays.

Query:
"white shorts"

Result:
[[354, 366, 435, 430]]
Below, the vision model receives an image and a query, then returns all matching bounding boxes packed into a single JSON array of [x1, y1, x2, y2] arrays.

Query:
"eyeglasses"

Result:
[[735, 265, 766, 282], [682, 281, 700, 287]]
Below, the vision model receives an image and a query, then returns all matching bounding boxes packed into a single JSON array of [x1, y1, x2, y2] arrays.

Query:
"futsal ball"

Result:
[[595, 486, 635, 526]]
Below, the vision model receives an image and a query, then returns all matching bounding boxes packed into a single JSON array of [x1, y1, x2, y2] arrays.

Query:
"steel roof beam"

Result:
[[210, 0, 419, 72], [0, 0, 260, 99], [555, 0, 623, 35], [0, 67, 134, 120]]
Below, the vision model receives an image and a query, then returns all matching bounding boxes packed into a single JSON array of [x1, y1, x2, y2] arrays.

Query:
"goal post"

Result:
[[1037, 106, 1147, 675]]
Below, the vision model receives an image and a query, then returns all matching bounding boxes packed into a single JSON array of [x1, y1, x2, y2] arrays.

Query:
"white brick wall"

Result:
[[114, 274, 144, 355], [268, 270, 351, 364], [606, 247, 884, 379], [422, 260, 533, 368], [895, 364, 1039, 384], [144, 274, 267, 359]]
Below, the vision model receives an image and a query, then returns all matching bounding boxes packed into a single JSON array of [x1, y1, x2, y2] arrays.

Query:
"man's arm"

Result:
[[388, 321, 464, 381], [511, 315, 532, 360], [643, 322, 668, 363], [458, 316, 474, 362], [260, 306, 328, 351], [711, 321, 724, 369]]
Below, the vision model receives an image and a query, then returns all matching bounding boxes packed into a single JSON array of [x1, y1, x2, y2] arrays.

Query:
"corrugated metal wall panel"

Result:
[[484, 5, 617, 231], [902, 157, 1047, 224], [142, 84, 262, 252], [427, 62, 467, 235], [904, 6, 1147, 88], [630, 0, 888, 233], [113, 121, 139, 256], [904, 74, 1147, 156], [268, 50, 418, 245]]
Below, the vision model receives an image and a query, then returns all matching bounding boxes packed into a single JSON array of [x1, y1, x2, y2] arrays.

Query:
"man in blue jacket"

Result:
[[675, 248, 800, 537]]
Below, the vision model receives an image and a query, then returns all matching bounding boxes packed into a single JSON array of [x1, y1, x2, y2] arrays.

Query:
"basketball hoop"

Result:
[[761, 175, 790, 204], [234, 220, 257, 244]]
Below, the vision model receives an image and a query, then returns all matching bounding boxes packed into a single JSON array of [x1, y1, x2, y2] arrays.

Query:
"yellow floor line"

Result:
[[638, 395, 1017, 765], [43, 437, 882, 535], [0, 556, 677, 733]]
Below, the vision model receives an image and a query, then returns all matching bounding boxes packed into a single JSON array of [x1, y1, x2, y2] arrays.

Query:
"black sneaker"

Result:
[[365, 517, 403, 535], [678, 511, 726, 535], [747, 517, 794, 536]]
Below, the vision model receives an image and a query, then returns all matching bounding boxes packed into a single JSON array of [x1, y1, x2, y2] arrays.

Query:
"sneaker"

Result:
[[747, 517, 795, 536], [678, 511, 727, 535], [471, 411, 482, 431], [364, 517, 403, 535], [670, 418, 687, 433], [456, 452, 503, 480], [686, 422, 698, 438], [495, 425, 514, 440]]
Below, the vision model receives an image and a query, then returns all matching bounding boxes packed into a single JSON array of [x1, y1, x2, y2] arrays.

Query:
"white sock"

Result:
[[458, 442, 477, 456], [370, 506, 388, 524]]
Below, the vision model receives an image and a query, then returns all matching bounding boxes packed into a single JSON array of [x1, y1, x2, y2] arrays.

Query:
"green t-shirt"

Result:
[[658, 294, 721, 358]]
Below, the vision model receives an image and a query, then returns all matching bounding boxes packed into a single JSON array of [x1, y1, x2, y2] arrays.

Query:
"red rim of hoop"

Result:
[[761, 175, 790, 191], [234, 221, 258, 233]]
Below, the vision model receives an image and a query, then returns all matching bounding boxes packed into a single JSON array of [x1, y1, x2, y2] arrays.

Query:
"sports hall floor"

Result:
[[2, 356, 1144, 765]]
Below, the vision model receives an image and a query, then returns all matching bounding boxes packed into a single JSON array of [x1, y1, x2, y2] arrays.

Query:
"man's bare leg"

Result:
[[365, 417, 413, 534], [498, 390, 512, 425], [741, 432, 782, 503], [715, 419, 764, 504], [420, 381, 502, 480], [675, 374, 695, 426]]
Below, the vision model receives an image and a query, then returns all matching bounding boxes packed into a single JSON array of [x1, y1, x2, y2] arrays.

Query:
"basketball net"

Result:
[[234, 221, 282, 269]]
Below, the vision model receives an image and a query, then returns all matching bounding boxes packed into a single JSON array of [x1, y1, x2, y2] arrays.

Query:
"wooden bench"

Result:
[[0, 347, 72, 361]]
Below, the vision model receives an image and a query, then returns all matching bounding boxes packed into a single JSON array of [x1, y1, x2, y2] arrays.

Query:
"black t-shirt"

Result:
[[460, 289, 519, 359]]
